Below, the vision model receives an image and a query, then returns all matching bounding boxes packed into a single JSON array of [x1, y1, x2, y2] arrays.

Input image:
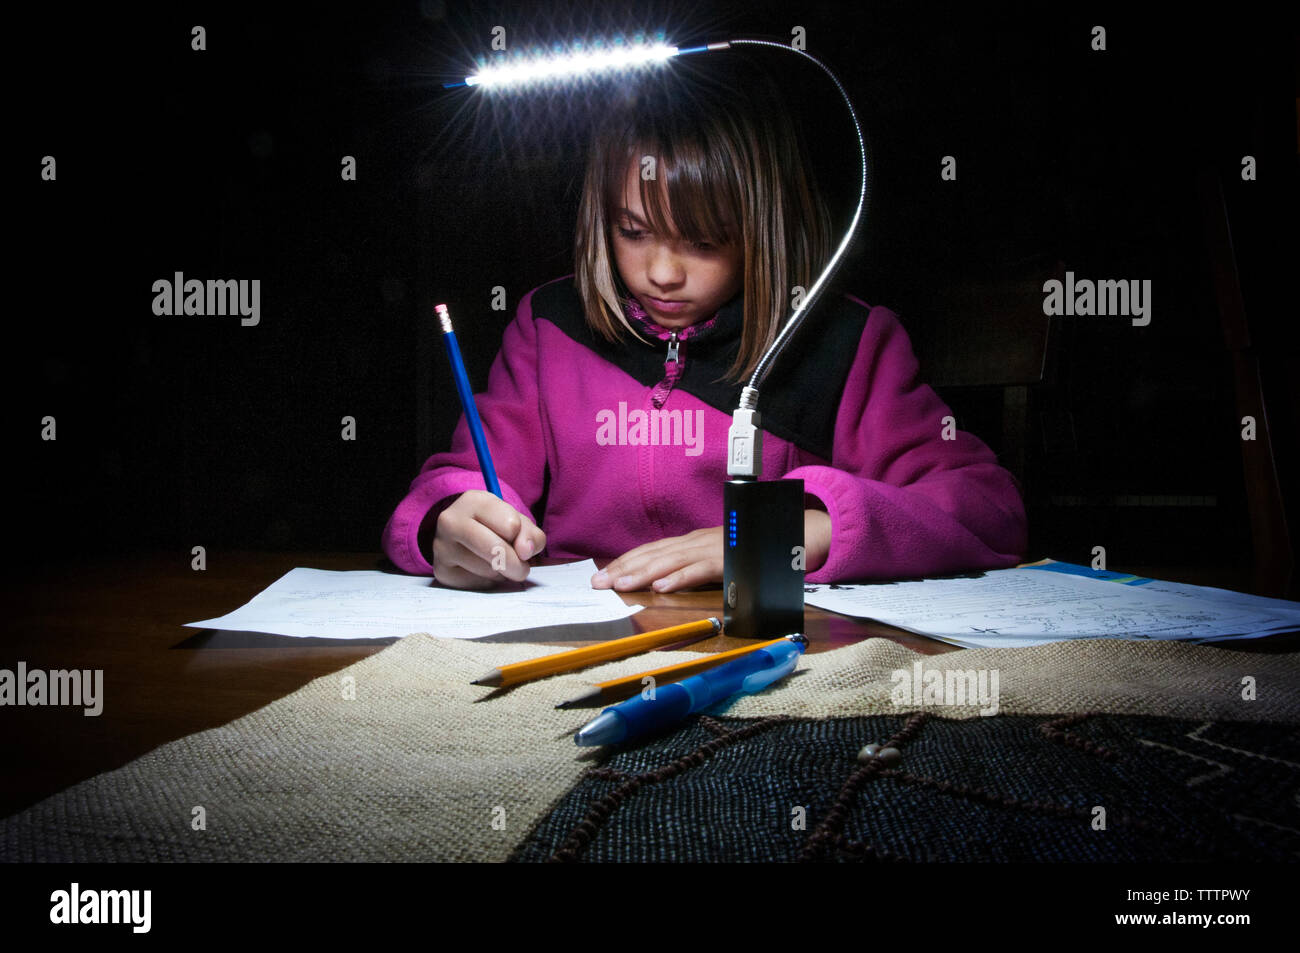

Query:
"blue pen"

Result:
[[435, 303, 502, 499], [574, 634, 808, 746]]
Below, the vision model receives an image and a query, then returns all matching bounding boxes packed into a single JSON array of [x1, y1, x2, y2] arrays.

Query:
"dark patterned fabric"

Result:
[[509, 713, 1300, 862]]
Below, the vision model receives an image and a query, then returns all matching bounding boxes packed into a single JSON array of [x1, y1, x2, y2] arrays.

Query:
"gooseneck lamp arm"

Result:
[[446, 38, 870, 480], [719, 39, 868, 480]]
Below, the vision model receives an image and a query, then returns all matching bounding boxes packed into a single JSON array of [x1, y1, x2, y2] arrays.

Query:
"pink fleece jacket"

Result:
[[383, 276, 1027, 583]]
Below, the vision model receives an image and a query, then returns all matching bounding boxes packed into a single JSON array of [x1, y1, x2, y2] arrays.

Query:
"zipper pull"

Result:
[[666, 331, 680, 364]]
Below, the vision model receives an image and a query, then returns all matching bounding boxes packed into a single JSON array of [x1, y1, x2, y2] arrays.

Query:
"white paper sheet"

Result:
[[804, 566, 1300, 648], [185, 559, 643, 640]]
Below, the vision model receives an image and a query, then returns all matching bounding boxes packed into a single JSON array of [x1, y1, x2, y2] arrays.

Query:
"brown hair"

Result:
[[573, 57, 833, 383]]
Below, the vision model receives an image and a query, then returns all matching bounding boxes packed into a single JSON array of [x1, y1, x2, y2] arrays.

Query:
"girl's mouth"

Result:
[[645, 295, 689, 313]]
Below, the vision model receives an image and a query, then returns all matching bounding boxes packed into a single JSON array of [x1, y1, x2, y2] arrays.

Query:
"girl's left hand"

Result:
[[591, 510, 832, 593], [592, 527, 725, 593]]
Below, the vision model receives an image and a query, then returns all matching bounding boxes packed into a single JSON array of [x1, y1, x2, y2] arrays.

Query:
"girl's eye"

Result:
[[616, 225, 720, 252]]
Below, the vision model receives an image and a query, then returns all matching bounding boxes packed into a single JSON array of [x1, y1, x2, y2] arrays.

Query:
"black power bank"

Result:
[[722, 478, 806, 638]]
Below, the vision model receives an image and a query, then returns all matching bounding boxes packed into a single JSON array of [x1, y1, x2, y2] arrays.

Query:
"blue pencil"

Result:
[[435, 302, 502, 499]]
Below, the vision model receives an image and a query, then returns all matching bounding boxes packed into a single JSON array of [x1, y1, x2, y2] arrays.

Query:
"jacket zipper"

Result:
[[642, 335, 681, 532], [647, 331, 684, 408]]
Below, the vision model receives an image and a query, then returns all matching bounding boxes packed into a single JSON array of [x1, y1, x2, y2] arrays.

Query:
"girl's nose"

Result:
[[646, 242, 685, 287]]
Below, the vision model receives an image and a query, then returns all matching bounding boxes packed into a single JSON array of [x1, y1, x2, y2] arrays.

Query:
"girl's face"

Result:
[[609, 160, 744, 330]]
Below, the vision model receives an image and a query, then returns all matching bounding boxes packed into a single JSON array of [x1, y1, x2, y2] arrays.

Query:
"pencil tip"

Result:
[[471, 670, 503, 687]]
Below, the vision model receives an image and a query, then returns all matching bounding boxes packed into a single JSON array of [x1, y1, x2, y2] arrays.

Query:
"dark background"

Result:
[[13, 1, 1298, 586]]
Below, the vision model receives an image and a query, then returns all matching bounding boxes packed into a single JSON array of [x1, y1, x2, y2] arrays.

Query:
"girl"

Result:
[[383, 57, 1027, 592]]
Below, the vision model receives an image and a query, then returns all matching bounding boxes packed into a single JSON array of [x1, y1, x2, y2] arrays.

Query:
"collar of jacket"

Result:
[[529, 276, 869, 462], [621, 293, 743, 350]]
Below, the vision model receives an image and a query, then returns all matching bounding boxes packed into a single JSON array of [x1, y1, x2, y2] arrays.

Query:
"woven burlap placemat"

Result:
[[3, 633, 1296, 861]]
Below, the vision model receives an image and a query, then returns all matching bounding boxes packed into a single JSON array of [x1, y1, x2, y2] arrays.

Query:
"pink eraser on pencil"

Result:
[[435, 303, 448, 313]]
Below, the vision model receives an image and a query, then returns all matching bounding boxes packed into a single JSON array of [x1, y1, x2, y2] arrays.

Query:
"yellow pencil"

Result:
[[470, 617, 721, 688], [554, 635, 792, 708]]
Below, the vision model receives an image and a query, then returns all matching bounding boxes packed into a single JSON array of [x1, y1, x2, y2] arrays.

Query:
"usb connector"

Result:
[[727, 408, 762, 479]]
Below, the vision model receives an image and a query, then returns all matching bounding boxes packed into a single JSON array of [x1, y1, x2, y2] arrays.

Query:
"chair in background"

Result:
[[1196, 166, 1297, 599], [918, 258, 1065, 502]]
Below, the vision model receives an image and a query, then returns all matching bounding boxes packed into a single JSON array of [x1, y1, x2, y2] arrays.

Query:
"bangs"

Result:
[[601, 119, 742, 247]]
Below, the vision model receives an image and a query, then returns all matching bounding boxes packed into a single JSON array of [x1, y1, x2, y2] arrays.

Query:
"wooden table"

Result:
[[2, 551, 1290, 820]]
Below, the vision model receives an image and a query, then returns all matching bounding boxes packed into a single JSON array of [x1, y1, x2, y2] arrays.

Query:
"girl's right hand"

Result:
[[431, 490, 547, 590]]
